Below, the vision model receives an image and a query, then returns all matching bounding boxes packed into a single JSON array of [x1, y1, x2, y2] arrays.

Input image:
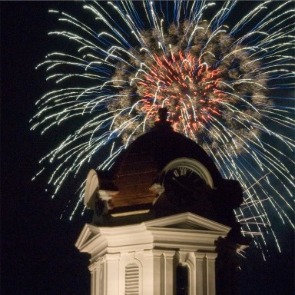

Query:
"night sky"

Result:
[[1, 1, 294, 295]]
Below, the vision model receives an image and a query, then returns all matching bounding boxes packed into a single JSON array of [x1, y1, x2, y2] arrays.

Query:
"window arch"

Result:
[[161, 158, 214, 188]]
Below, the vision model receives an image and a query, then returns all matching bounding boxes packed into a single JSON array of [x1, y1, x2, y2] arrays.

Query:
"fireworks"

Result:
[[31, 0, 294, 255]]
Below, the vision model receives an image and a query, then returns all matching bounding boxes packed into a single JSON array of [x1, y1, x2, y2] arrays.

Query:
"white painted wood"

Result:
[[76, 212, 230, 295]]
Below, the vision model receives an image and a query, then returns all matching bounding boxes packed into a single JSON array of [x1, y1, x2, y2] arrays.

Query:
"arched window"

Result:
[[176, 264, 189, 295], [125, 263, 140, 295]]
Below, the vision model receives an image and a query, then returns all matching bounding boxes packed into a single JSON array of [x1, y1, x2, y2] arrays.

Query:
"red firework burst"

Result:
[[137, 51, 227, 135]]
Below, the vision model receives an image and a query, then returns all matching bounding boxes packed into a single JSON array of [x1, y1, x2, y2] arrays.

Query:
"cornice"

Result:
[[76, 212, 231, 257]]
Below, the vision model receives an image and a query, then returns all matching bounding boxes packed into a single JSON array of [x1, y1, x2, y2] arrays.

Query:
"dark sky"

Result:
[[1, 1, 294, 295], [1, 2, 90, 294]]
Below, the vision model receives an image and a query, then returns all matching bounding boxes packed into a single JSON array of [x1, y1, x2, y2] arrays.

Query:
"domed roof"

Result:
[[109, 118, 223, 209], [85, 110, 244, 233]]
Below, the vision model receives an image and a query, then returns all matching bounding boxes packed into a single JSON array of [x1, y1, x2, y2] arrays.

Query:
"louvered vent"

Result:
[[125, 263, 140, 295]]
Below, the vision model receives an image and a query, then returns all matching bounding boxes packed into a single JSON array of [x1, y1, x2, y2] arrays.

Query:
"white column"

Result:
[[204, 253, 217, 295], [194, 252, 206, 295], [153, 250, 164, 295], [142, 250, 154, 295], [105, 253, 120, 295], [89, 260, 104, 295], [163, 251, 175, 295], [88, 263, 96, 295]]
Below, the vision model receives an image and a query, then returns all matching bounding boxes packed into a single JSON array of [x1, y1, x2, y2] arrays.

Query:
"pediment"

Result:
[[75, 223, 101, 251], [144, 212, 230, 234]]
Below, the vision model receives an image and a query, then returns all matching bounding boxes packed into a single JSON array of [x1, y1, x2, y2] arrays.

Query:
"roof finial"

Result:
[[158, 107, 168, 123], [153, 107, 173, 131]]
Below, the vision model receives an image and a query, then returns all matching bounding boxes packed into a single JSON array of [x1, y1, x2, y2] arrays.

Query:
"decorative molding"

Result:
[[76, 212, 230, 257]]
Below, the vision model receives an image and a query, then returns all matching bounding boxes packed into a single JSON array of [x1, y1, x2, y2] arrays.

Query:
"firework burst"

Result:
[[31, 0, 294, 256]]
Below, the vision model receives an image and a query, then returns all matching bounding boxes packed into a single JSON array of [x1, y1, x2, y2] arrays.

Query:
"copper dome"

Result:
[[108, 120, 223, 209]]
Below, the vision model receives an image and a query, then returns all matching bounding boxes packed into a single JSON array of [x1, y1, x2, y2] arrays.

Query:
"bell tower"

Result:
[[76, 110, 250, 295]]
